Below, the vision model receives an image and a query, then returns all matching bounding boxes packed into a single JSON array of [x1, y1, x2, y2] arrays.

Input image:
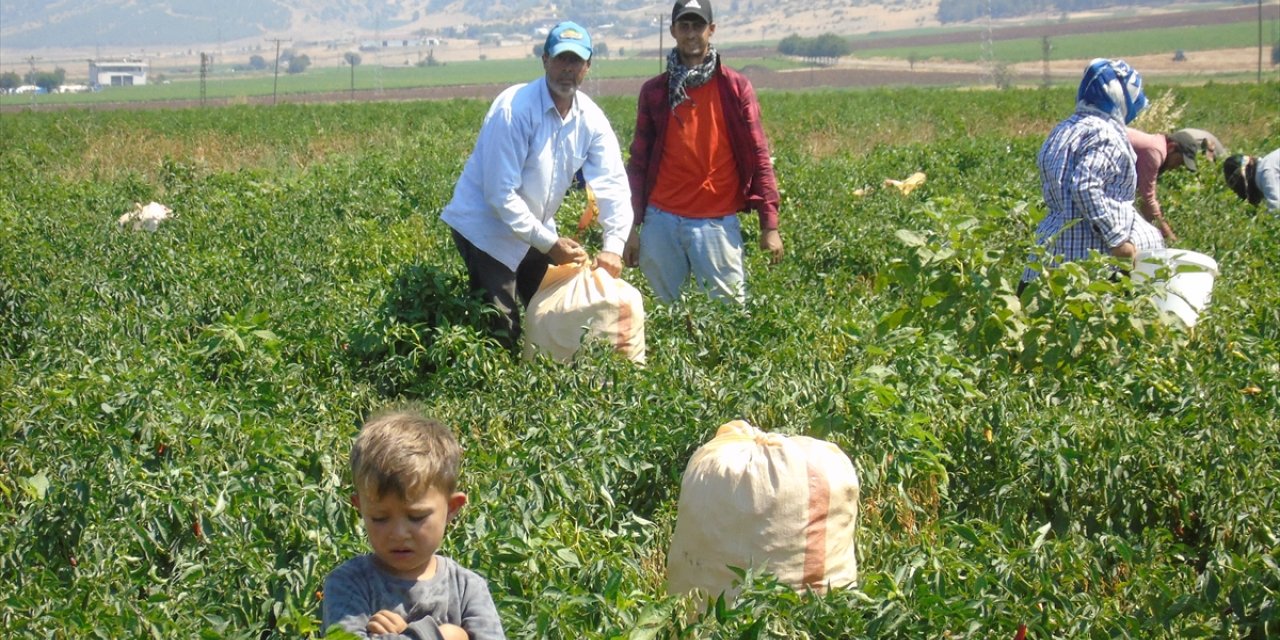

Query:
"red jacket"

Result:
[[627, 62, 780, 230]]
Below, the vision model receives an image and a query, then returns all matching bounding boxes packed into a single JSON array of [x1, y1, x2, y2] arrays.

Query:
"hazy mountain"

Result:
[[3, 1, 283, 49], [2, 0, 592, 49], [0, 0, 1176, 50], [3, 0, 876, 50]]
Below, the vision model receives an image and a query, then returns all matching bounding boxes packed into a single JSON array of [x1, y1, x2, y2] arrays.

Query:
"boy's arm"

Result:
[[323, 568, 379, 636], [325, 611, 451, 640], [324, 568, 452, 640], [455, 570, 506, 640]]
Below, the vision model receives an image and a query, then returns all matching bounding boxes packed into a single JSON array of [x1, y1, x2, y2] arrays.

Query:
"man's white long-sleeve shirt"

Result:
[[441, 76, 632, 272]]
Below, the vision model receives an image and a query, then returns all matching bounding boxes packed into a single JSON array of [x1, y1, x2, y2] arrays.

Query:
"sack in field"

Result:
[[117, 201, 172, 232], [666, 420, 859, 607], [883, 171, 926, 195], [523, 262, 645, 363]]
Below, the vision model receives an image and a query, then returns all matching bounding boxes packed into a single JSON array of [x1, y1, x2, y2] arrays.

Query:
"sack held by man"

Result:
[[522, 262, 646, 363]]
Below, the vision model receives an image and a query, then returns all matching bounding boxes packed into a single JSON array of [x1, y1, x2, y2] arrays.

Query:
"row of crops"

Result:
[[2, 81, 1279, 637]]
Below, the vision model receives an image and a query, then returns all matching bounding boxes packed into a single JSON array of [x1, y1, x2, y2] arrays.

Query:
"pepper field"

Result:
[[2, 82, 1279, 638]]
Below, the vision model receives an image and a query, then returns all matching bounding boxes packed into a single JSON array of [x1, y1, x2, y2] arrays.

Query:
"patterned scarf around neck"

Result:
[[667, 46, 718, 110]]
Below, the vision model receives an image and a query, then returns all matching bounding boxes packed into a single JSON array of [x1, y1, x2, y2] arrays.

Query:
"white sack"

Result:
[[667, 420, 859, 607], [117, 201, 172, 232], [523, 262, 645, 364]]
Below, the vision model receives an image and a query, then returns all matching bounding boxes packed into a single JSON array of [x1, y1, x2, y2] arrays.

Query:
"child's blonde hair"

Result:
[[350, 406, 461, 499]]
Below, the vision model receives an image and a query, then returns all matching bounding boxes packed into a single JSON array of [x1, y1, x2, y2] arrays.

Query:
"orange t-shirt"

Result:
[[649, 82, 745, 217]]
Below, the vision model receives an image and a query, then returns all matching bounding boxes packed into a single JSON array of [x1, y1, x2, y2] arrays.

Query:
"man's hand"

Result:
[[595, 251, 623, 278], [760, 229, 784, 264], [1110, 240, 1137, 259], [439, 623, 470, 640], [367, 610, 408, 635], [1154, 217, 1178, 243], [547, 237, 587, 265], [623, 226, 641, 268], [1110, 240, 1138, 272]]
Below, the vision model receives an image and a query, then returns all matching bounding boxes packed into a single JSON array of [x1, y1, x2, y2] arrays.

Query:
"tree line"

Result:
[[776, 33, 851, 65], [0, 68, 67, 92], [936, 0, 1175, 23]]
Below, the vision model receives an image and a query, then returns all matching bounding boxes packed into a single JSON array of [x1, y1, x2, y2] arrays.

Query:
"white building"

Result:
[[359, 38, 439, 50], [89, 59, 148, 88]]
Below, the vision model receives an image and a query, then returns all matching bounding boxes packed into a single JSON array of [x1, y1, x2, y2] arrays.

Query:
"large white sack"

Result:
[[117, 201, 172, 232], [522, 262, 645, 364], [667, 420, 859, 606]]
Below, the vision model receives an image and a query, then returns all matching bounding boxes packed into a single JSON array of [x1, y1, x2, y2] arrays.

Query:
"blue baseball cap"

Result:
[[545, 21, 592, 60]]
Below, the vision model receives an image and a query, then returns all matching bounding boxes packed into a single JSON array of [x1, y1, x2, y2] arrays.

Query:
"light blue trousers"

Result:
[[638, 206, 746, 304]]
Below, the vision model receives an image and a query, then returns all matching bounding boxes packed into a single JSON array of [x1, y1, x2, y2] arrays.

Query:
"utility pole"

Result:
[[657, 13, 666, 73], [25, 56, 39, 107], [375, 13, 384, 94], [267, 37, 291, 105], [344, 51, 359, 100], [981, 0, 994, 87], [1041, 36, 1051, 90], [200, 52, 210, 106], [1259, 0, 1264, 84]]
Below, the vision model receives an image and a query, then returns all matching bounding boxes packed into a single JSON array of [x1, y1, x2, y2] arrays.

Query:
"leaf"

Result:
[[740, 618, 767, 640], [1262, 554, 1280, 580], [1030, 522, 1052, 551], [895, 229, 926, 247], [951, 523, 980, 546], [628, 602, 674, 640], [210, 491, 228, 517], [1201, 570, 1220, 603], [554, 547, 580, 567], [21, 472, 50, 501], [998, 294, 1022, 313], [876, 308, 908, 334], [252, 329, 280, 343]]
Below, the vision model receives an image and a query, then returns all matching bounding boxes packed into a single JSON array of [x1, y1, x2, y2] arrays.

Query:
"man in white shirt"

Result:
[[441, 21, 632, 350]]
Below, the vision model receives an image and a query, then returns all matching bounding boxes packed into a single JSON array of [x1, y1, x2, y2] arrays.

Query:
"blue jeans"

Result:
[[638, 206, 745, 304]]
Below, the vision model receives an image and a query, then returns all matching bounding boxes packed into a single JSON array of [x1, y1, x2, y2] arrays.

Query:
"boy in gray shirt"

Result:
[[323, 408, 505, 639]]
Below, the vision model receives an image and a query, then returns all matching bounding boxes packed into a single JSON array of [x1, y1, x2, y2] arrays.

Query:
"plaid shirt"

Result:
[[1024, 110, 1164, 281]]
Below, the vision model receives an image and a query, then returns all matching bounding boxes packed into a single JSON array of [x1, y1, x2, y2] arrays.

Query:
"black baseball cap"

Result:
[[672, 0, 713, 23]]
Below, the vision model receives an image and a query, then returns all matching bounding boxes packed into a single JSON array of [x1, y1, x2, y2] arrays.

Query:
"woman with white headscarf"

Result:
[[1022, 59, 1165, 285]]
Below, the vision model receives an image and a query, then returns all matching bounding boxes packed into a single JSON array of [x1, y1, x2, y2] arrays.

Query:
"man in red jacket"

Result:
[[624, 0, 783, 304]]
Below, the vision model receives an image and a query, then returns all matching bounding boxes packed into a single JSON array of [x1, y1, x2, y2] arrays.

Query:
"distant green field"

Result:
[[0, 55, 804, 106], [857, 22, 1271, 63]]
